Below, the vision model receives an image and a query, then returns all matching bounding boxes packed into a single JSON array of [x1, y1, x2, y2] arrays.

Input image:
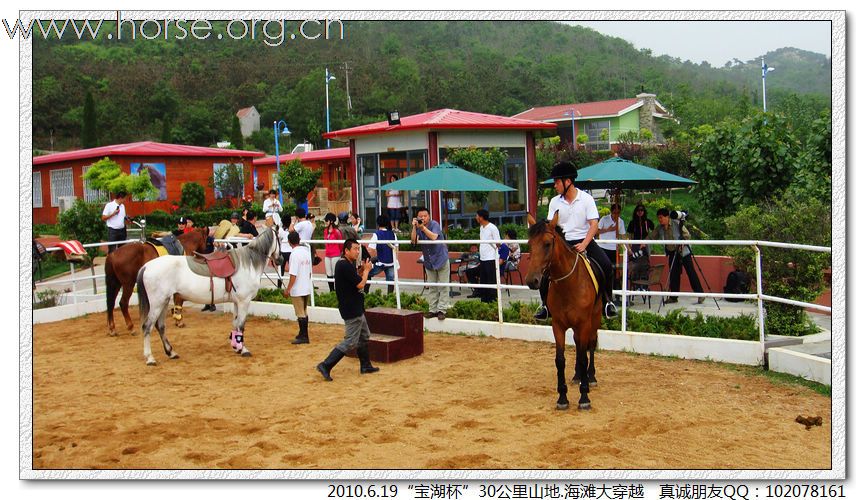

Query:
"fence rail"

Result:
[[35, 236, 831, 353]]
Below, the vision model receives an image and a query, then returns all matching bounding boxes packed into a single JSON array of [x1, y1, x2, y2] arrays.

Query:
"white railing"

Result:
[[34, 236, 831, 355]]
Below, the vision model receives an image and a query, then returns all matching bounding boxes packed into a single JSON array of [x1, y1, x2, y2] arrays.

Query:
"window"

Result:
[[49, 168, 74, 207], [33, 172, 43, 208], [585, 120, 611, 151], [82, 165, 107, 203]]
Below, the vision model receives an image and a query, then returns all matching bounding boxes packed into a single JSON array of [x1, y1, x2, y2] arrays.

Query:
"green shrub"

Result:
[[180, 182, 206, 211], [57, 199, 104, 258]]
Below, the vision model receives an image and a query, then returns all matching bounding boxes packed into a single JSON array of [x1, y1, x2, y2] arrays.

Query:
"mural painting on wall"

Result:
[[213, 163, 245, 200], [130, 162, 167, 201]]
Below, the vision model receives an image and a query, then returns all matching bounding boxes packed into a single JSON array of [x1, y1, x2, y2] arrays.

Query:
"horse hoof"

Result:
[[556, 403, 569, 411], [169, 353, 180, 360], [146, 359, 157, 366], [108, 331, 117, 337], [579, 402, 591, 411], [589, 381, 598, 388], [175, 322, 185, 328], [241, 351, 252, 358]]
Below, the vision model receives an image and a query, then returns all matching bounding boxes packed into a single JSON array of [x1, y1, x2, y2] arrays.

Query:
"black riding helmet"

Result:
[[549, 161, 578, 180]]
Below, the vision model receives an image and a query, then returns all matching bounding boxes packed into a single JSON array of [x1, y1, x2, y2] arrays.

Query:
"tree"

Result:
[[723, 191, 830, 336], [277, 159, 321, 208], [82, 157, 157, 200], [445, 147, 508, 205], [57, 200, 105, 259], [81, 90, 97, 148], [230, 115, 244, 149]]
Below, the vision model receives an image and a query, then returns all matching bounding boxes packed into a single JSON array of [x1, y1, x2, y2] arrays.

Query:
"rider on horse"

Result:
[[534, 161, 617, 320]]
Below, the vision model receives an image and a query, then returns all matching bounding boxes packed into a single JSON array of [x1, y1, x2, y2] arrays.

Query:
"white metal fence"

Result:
[[35, 236, 830, 354]]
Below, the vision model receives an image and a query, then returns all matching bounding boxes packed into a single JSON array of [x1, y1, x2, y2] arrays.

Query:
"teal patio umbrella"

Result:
[[542, 156, 697, 191], [379, 161, 516, 229]]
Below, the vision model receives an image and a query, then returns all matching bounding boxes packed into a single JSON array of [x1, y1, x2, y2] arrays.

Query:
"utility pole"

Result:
[[344, 62, 352, 114]]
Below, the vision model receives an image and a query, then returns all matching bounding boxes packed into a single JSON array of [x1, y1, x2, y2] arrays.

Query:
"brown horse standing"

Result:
[[526, 212, 601, 410], [105, 227, 208, 336]]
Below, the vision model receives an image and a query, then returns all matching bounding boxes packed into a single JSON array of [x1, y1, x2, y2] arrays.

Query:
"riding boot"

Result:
[[534, 274, 550, 320], [357, 342, 380, 374], [387, 285, 394, 295], [364, 283, 371, 294], [327, 278, 335, 292], [316, 348, 345, 381], [292, 317, 310, 344]]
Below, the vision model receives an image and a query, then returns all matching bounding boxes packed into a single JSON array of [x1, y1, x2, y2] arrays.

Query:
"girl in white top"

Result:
[[386, 174, 403, 232], [597, 203, 626, 264]]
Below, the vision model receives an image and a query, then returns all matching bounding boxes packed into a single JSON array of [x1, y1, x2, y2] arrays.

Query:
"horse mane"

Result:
[[235, 228, 275, 271]]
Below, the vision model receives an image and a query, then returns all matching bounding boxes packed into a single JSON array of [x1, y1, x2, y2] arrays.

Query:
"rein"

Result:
[[545, 235, 580, 283]]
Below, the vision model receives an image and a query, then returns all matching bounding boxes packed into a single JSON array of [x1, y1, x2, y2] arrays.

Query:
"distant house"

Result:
[[32, 141, 264, 225], [323, 108, 555, 229], [236, 106, 261, 137], [512, 93, 674, 151]]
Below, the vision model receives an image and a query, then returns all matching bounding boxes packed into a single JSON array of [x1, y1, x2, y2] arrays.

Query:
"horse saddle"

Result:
[[188, 250, 238, 306], [146, 235, 184, 256]]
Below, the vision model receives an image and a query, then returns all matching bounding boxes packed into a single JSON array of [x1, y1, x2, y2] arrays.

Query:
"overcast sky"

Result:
[[565, 21, 831, 68]]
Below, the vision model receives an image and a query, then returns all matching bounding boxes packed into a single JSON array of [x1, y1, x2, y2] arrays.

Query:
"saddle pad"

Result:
[[145, 241, 169, 258], [187, 251, 237, 278], [579, 253, 600, 295]]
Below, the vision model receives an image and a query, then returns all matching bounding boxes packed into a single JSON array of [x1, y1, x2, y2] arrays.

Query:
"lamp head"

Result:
[[387, 111, 401, 126]]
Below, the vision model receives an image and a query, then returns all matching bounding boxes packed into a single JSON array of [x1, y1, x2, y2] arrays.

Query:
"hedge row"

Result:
[[252, 290, 759, 341]]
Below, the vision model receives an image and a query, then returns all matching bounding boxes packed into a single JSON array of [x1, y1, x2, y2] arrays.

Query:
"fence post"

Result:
[[90, 257, 98, 294], [70, 262, 77, 304], [620, 243, 628, 334], [393, 243, 402, 310], [754, 245, 766, 364], [495, 252, 503, 324], [308, 243, 316, 308]]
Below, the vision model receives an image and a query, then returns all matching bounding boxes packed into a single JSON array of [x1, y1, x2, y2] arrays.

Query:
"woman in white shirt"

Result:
[[386, 174, 403, 232]]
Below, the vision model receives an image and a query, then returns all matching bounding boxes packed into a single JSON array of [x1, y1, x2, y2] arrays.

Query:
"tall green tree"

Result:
[[446, 147, 508, 205], [230, 115, 244, 149], [81, 90, 97, 148], [277, 159, 321, 207]]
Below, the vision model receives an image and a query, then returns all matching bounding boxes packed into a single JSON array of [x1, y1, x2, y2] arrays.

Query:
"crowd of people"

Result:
[[101, 167, 704, 380]]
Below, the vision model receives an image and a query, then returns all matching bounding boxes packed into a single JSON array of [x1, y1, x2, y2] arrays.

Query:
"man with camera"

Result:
[[411, 207, 449, 320], [649, 208, 704, 304]]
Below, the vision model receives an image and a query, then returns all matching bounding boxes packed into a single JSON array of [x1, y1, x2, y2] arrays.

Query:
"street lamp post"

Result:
[[563, 109, 577, 147], [273, 120, 291, 205], [325, 67, 336, 149], [761, 57, 775, 113]]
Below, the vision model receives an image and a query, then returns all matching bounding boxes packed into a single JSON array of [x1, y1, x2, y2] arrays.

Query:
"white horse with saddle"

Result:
[[136, 227, 283, 365]]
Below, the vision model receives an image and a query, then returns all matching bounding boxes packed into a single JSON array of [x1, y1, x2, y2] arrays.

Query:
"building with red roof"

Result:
[[32, 141, 264, 225], [323, 108, 555, 227], [512, 93, 674, 150], [252, 147, 351, 215]]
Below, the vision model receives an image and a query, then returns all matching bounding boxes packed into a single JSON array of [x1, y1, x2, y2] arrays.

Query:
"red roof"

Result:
[[236, 106, 256, 118], [33, 141, 265, 166], [322, 108, 555, 141], [253, 147, 351, 166], [512, 98, 645, 122]]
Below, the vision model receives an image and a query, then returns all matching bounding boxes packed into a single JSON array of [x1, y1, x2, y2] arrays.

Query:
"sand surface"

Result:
[[32, 309, 830, 470]]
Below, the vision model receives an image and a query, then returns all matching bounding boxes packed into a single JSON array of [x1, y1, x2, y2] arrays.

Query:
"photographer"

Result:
[[649, 208, 704, 304], [411, 207, 450, 320]]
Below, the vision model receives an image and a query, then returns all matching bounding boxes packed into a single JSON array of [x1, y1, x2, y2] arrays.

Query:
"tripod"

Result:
[[658, 222, 720, 313]]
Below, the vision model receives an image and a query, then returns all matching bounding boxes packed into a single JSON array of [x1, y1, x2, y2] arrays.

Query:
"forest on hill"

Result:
[[32, 20, 830, 153]]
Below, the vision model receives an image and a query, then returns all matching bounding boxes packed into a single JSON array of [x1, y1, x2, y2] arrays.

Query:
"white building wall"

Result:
[[354, 131, 429, 154], [437, 130, 526, 149]]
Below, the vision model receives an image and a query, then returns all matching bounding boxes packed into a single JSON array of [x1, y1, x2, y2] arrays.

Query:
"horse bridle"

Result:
[[540, 227, 581, 283]]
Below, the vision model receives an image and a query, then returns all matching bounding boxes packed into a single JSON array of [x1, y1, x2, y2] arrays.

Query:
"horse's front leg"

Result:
[[230, 298, 252, 357], [588, 348, 597, 387], [552, 322, 568, 410], [172, 293, 185, 328]]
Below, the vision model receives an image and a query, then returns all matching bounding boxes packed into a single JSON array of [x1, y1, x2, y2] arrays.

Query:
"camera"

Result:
[[670, 210, 689, 221], [632, 249, 644, 259]]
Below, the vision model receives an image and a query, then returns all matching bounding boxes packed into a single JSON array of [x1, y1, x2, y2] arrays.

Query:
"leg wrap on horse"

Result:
[[229, 330, 244, 353], [172, 305, 183, 321]]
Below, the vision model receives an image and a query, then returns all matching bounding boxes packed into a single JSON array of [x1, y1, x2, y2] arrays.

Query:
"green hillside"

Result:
[[32, 20, 830, 152]]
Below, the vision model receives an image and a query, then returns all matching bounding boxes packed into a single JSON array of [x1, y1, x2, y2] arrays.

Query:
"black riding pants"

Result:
[[666, 251, 703, 294], [540, 239, 613, 306], [107, 227, 127, 254]]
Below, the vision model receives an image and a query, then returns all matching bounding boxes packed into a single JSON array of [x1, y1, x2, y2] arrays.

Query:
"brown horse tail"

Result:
[[136, 265, 150, 324]]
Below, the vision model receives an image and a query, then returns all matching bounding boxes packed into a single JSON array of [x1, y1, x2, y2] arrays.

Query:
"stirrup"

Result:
[[534, 305, 549, 320], [604, 301, 618, 319]]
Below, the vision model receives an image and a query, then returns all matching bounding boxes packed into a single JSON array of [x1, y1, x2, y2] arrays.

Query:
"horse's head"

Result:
[[525, 211, 562, 290], [263, 226, 283, 268], [193, 227, 209, 253]]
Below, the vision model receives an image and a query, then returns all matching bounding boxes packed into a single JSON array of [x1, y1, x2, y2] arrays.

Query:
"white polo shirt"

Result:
[[293, 219, 314, 242], [546, 189, 599, 241], [479, 222, 500, 262], [287, 245, 313, 297], [102, 200, 126, 229], [597, 214, 626, 251]]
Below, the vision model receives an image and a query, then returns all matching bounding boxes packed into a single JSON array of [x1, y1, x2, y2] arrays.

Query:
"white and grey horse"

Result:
[[135, 227, 282, 366]]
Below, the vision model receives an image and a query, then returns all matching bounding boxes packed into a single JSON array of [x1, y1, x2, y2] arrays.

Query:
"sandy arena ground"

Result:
[[32, 309, 831, 470]]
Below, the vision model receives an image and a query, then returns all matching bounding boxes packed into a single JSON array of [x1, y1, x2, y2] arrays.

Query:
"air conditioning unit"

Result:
[[57, 196, 77, 213]]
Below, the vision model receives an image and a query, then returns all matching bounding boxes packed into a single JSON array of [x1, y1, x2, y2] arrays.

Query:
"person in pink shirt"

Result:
[[323, 212, 343, 292]]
